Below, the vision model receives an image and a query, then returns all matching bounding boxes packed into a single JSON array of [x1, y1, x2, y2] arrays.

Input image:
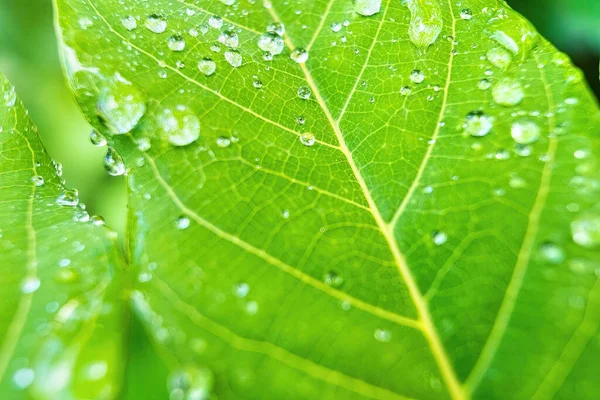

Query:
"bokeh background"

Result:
[[0, 0, 598, 236]]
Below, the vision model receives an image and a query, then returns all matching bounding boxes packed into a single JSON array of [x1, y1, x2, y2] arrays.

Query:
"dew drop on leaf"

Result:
[[511, 120, 540, 144], [168, 35, 186, 52], [157, 105, 201, 147], [216, 136, 231, 148], [492, 78, 524, 106], [198, 58, 216, 76], [266, 22, 285, 36], [290, 48, 309, 63], [460, 8, 473, 20], [208, 15, 223, 29], [176, 216, 190, 230], [56, 189, 79, 207], [323, 271, 344, 287], [409, 69, 425, 84], [297, 86, 311, 100], [374, 328, 391, 343], [96, 74, 146, 135], [486, 47, 513, 70], [168, 366, 214, 400], [104, 147, 126, 176], [21, 276, 41, 294], [299, 133, 315, 146], [463, 110, 493, 137], [218, 30, 239, 49], [432, 231, 448, 246], [258, 32, 284, 55], [571, 212, 600, 248], [354, 0, 381, 16], [31, 175, 44, 187], [224, 50, 243, 67], [121, 16, 137, 31], [90, 129, 107, 147], [145, 14, 167, 34], [405, 0, 443, 50], [478, 78, 491, 90], [538, 242, 565, 264], [12, 368, 34, 389]]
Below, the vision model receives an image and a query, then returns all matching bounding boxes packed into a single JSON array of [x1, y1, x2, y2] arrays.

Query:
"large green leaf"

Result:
[[55, 0, 600, 399], [0, 73, 126, 399]]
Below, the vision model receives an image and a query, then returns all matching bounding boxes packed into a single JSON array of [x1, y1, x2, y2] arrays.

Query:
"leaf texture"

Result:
[[0, 73, 126, 399], [55, 0, 600, 399]]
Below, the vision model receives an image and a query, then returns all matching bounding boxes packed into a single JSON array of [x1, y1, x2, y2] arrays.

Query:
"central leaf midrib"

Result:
[[265, 2, 467, 399]]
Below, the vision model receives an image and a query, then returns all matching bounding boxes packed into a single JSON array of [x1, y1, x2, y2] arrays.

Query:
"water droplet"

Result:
[[31, 176, 44, 187], [12, 368, 34, 389], [218, 30, 239, 48], [91, 215, 106, 226], [198, 58, 217, 76], [233, 282, 250, 298], [463, 111, 493, 137], [323, 271, 344, 287], [176, 216, 190, 230], [492, 78, 524, 106], [374, 328, 391, 343], [224, 50, 243, 67], [538, 242, 565, 264], [511, 120, 540, 144], [146, 14, 167, 34], [258, 32, 284, 55], [168, 366, 214, 400], [299, 133, 315, 147], [104, 148, 126, 176], [90, 129, 107, 147], [216, 137, 232, 148], [486, 47, 513, 70], [136, 137, 152, 152], [4, 86, 17, 107], [488, 18, 539, 61], [432, 231, 447, 245], [157, 105, 201, 147], [266, 22, 285, 36], [56, 189, 79, 207], [290, 48, 309, 63], [354, 0, 381, 16], [297, 86, 311, 100], [406, 0, 443, 50], [477, 78, 491, 90], [21, 276, 40, 294], [296, 116, 306, 125], [245, 300, 259, 315], [460, 8, 473, 20], [97, 74, 146, 135], [168, 35, 186, 52], [330, 22, 342, 32], [571, 212, 600, 248], [121, 16, 137, 31], [208, 15, 223, 29], [410, 69, 425, 84], [400, 86, 411, 95]]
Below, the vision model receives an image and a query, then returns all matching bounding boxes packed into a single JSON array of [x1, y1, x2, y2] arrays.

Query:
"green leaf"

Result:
[[0, 73, 126, 399], [55, 0, 600, 399]]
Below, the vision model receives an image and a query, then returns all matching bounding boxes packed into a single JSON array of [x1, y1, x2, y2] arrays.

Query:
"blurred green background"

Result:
[[0, 0, 599, 235]]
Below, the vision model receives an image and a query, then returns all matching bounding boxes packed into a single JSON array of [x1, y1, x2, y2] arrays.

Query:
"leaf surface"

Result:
[[55, 0, 600, 399], [0, 73, 126, 399]]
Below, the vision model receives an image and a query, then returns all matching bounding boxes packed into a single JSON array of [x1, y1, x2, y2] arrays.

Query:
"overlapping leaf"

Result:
[[0, 73, 126, 399], [54, 0, 600, 399]]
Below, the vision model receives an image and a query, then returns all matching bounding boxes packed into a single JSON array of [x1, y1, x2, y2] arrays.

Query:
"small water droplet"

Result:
[[121, 16, 137, 31], [432, 231, 447, 245], [31, 176, 44, 187], [266, 22, 285, 36], [460, 8, 473, 20], [168, 367, 214, 400], [157, 105, 201, 147], [216, 136, 231, 148], [97, 74, 146, 135], [410, 69, 425, 84], [374, 328, 391, 343], [104, 148, 126, 176], [477, 78, 491, 90], [486, 47, 513, 70], [233, 282, 250, 298], [323, 271, 344, 287], [571, 212, 600, 248], [330, 22, 343, 32], [354, 0, 381, 16], [208, 15, 223, 29], [56, 189, 79, 207], [492, 78, 524, 106], [538, 242, 565, 264], [21, 276, 41, 294], [90, 129, 107, 147], [290, 48, 308, 63], [297, 86, 311, 100], [176, 216, 190, 230], [218, 30, 239, 48], [406, 0, 443, 50], [299, 133, 315, 146]]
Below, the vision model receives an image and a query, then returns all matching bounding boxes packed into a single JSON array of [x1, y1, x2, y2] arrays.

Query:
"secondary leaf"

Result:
[[0, 73, 126, 399], [55, 0, 600, 399]]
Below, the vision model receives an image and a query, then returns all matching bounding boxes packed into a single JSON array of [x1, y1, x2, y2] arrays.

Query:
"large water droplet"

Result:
[[487, 16, 539, 61], [405, 0, 443, 50], [96, 74, 146, 135], [511, 120, 540, 144], [224, 50, 243, 67], [157, 105, 201, 147]]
